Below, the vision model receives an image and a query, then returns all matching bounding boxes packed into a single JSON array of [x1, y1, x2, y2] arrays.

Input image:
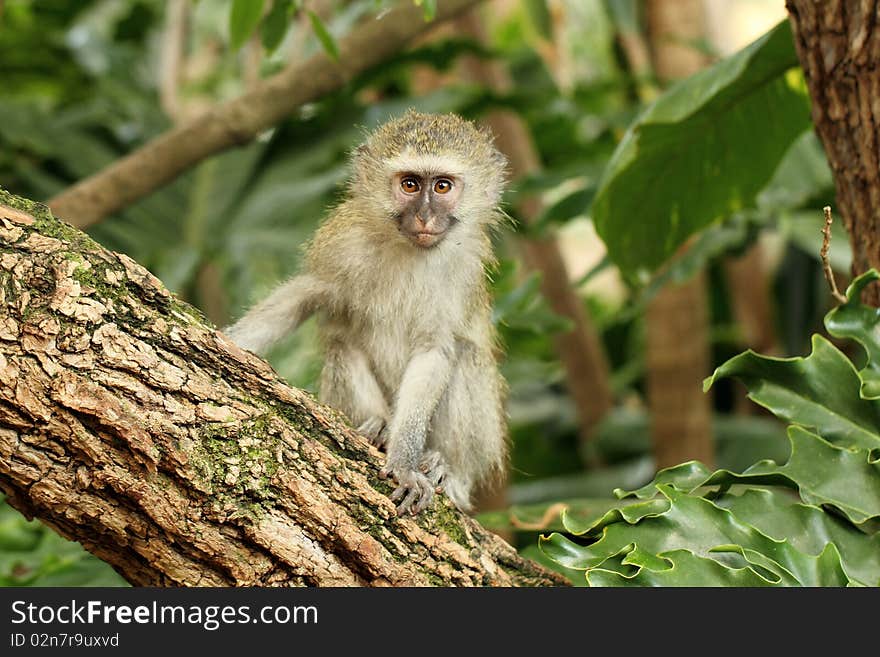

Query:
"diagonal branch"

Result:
[[0, 189, 564, 587], [47, 0, 483, 229]]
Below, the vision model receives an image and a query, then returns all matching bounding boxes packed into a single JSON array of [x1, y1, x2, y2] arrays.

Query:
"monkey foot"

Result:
[[419, 450, 448, 492], [380, 466, 434, 516], [357, 416, 388, 446]]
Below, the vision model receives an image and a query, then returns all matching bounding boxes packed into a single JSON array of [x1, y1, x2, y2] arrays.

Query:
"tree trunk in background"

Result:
[[457, 8, 614, 453], [786, 0, 880, 306], [723, 248, 778, 357], [0, 191, 564, 587], [644, 0, 714, 469]]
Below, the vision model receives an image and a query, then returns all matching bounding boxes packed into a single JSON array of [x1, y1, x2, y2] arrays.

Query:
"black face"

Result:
[[392, 173, 462, 248]]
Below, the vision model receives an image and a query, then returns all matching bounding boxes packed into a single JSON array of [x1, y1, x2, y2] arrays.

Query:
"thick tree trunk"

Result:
[[786, 0, 880, 305], [0, 190, 564, 587], [644, 0, 715, 469]]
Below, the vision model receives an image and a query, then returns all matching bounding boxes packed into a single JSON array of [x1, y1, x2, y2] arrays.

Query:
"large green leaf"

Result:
[[704, 333, 880, 451], [540, 485, 852, 586], [617, 427, 880, 528], [716, 488, 880, 586], [591, 20, 810, 279]]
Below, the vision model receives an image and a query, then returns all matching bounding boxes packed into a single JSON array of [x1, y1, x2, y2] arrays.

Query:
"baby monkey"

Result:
[[226, 110, 508, 515]]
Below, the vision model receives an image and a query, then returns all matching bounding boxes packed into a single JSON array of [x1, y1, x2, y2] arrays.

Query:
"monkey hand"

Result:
[[379, 464, 434, 516], [357, 415, 388, 447]]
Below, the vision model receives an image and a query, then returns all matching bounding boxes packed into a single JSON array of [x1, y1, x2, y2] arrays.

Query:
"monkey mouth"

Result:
[[410, 231, 446, 248]]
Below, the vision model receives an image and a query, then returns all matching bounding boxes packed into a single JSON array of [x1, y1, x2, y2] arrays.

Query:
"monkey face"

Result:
[[391, 172, 463, 248]]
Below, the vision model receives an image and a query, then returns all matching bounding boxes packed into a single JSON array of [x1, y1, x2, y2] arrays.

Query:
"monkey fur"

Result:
[[225, 110, 509, 516]]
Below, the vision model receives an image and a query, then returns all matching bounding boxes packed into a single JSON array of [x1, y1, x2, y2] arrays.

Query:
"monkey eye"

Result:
[[433, 178, 453, 194], [400, 177, 421, 194]]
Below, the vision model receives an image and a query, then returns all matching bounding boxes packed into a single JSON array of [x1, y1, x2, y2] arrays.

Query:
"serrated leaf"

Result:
[[230, 0, 266, 51], [592, 20, 810, 279], [541, 485, 854, 586], [704, 333, 880, 450], [824, 269, 880, 399], [308, 10, 339, 61]]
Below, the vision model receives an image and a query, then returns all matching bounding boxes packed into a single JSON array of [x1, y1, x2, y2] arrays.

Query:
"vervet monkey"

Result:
[[226, 110, 508, 515]]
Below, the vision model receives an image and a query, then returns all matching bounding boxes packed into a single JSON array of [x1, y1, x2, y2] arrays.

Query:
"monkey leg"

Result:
[[319, 341, 391, 446], [429, 343, 506, 512]]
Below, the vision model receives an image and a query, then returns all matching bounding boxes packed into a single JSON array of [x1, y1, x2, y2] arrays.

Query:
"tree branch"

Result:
[[821, 205, 847, 304], [0, 189, 564, 587], [46, 0, 483, 229]]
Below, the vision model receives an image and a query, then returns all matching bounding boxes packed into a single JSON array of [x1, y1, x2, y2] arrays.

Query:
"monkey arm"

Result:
[[224, 274, 330, 354], [381, 345, 454, 515]]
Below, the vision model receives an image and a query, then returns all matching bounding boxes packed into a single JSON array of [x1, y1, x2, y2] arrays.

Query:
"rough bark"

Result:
[[644, 0, 715, 469], [457, 10, 614, 447], [786, 0, 880, 305], [0, 190, 564, 587], [46, 0, 484, 230]]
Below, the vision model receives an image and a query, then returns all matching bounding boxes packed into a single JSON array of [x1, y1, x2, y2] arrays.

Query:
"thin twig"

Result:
[[821, 206, 847, 304]]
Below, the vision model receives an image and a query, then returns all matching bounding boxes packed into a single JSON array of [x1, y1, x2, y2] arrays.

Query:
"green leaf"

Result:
[[757, 130, 833, 211], [308, 10, 339, 61], [591, 20, 810, 279], [229, 0, 266, 51], [261, 0, 295, 54], [716, 488, 880, 586], [617, 427, 880, 528], [540, 485, 853, 586], [586, 549, 779, 587], [704, 333, 880, 451], [824, 269, 880, 398]]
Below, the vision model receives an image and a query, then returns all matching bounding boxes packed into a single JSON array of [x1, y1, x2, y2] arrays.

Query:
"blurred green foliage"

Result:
[[0, 497, 127, 586], [0, 0, 845, 586]]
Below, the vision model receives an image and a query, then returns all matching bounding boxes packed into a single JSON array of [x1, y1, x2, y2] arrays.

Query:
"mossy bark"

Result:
[[0, 189, 565, 587]]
